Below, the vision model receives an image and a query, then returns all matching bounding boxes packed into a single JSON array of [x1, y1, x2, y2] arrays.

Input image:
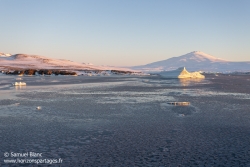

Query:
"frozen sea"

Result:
[[1, 74, 250, 166]]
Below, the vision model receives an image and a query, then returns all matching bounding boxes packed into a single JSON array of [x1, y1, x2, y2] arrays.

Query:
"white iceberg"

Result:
[[158, 67, 205, 79]]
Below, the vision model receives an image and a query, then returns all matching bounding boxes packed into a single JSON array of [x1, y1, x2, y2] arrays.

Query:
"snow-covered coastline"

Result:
[[0, 53, 145, 76], [1, 69, 145, 77], [0, 53, 135, 72]]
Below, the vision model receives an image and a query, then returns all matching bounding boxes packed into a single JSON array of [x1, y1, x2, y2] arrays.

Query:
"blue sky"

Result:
[[1, 0, 249, 66]]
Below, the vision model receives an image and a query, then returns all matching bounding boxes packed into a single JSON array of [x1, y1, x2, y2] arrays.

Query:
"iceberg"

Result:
[[158, 67, 205, 79]]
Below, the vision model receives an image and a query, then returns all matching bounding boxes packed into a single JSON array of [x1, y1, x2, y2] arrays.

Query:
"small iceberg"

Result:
[[168, 102, 190, 106], [13, 82, 26, 86]]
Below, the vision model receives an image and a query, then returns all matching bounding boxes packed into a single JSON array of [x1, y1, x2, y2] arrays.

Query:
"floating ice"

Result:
[[158, 67, 205, 79]]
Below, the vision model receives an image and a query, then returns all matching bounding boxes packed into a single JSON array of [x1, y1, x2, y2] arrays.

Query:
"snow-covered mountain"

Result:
[[1, 51, 249, 74], [0, 53, 132, 72], [132, 51, 250, 72]]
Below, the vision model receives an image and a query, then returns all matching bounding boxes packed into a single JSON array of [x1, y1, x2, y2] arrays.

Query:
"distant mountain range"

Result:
[[132, 51, 250, 72], [1, 51, 250, 73]]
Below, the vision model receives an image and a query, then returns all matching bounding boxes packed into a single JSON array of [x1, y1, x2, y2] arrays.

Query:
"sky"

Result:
[[0, 0, 249, 66]]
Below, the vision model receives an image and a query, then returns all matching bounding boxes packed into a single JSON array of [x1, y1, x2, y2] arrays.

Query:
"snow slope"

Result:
[[0, 53, 132, 72], [132, 51, 250, 72]]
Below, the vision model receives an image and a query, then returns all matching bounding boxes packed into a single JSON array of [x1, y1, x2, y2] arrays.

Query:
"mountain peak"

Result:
[[182, 51, 226, 62], [191, 51, 203, 54]]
